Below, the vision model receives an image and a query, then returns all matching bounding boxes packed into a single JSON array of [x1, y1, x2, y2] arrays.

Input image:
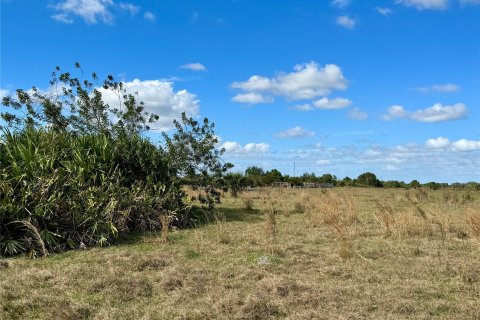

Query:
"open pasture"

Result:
[[1, 187, 479, 319]]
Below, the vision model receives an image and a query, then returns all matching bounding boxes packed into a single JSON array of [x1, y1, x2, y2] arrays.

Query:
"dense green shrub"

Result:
[[0, 64, 229, 257], [0, 128, 185, 256]]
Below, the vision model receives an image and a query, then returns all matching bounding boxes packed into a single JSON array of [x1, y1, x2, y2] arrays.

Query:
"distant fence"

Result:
[[270, 182, 334, 188]]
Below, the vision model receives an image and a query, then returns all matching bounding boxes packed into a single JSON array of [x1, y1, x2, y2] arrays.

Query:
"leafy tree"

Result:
[[409, 180, 421, 189], [384, 180, 406, 188], [340, 176, 353, 187], [424, 181, 442, 190], [245, 166, 265, 186], [319, 173, 337, 185], [224, 172, 247, 197], [356, 172, 381, 187], [1, 63, 158, 135], [263, 169, 283, 185], [301, 172, 317, 182], [162, 113, 233, 207]]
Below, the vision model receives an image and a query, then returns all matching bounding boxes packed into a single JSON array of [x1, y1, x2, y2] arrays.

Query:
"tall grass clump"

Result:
[[306, 191, 354, 258], [0, 64, 230, 257], [264, 194, 277, 253], [466, 208, 480, 240]]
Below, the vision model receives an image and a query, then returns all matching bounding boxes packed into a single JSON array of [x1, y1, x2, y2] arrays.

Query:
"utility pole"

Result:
[[293, 162, 296, 177]]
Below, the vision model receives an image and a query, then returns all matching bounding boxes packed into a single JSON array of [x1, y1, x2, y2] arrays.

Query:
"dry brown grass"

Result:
[[263, 192, 278, 253], [1, 187, 479, 320], [466, 207, 480, 240]]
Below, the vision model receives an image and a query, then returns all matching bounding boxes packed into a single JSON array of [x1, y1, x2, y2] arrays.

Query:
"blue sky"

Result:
[[1, 0, 479, 182]]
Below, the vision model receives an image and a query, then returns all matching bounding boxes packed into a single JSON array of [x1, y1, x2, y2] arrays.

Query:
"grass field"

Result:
[[1, 187, 479, 319]]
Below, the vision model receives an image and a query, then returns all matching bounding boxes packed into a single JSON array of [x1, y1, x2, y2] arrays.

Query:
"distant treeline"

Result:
[[224, 166, 480, 192]]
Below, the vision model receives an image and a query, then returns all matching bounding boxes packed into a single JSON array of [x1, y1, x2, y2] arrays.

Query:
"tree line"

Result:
[[224, 166, 480, 193]]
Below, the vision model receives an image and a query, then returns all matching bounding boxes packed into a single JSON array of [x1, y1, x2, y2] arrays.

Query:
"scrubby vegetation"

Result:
[[0, 64, 229, 257]]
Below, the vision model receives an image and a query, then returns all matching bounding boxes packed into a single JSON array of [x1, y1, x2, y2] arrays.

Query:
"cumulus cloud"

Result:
[[426, 137, 480, 151], [396, 0, 448, 10], [98, 79, 199, 131], [231, 62, 348, 103], [276, 126, 315, 139], [376, 7, 394, 15], [347, 107, 368, 121], [232, 93, 273, 104], [331, 0, 350, 8], [289, 97, 352, 111], [50, 0, 143, 24], [180, 62, 207, 71], [415, 83, 460, 93], [336, 15, 356, 29], [383, 103, 467, 122], [313, 97, 352, 109], [221, 141, 270, 154], [143, 11, 155, 21], [425, 137, 450, 148], [450, 139, 480, 151]]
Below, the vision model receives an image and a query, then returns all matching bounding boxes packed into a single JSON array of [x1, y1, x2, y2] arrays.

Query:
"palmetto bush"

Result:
[[0, 128, 184, 256], [0, 64, 228, 257]]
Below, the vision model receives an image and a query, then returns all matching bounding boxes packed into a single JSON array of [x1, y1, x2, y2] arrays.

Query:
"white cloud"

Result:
[[336, 15, 356, 29], [313, 97, 352, 109], [383, 164, 400, 171], [451, 139, 480, 151], [231, 62, 347, 101], [331, 0, 350, 8], [425, 137, 480, 151], [276, 126, 315, 139], [143, 11, 155, 21], [376, 7, 394, 15], [290, 103, 313, 111], [415, 83, 460, 93], [118, 3, 139, 15], [383, 105, 407, 120], [232, 93, 273, 104], [50, 0, 142, 24], [289, 97, 352, 111], [98, 79, 199, 131], [51, 13, 75, 23], [426, 137, 450, 148], [316, 159, 332, 165], [396, 0, 448, 10], [347, 107, 368, 121], [383, 103, 467, 122], [221, 141, 270, 154], [180, 62, 207, 71]]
